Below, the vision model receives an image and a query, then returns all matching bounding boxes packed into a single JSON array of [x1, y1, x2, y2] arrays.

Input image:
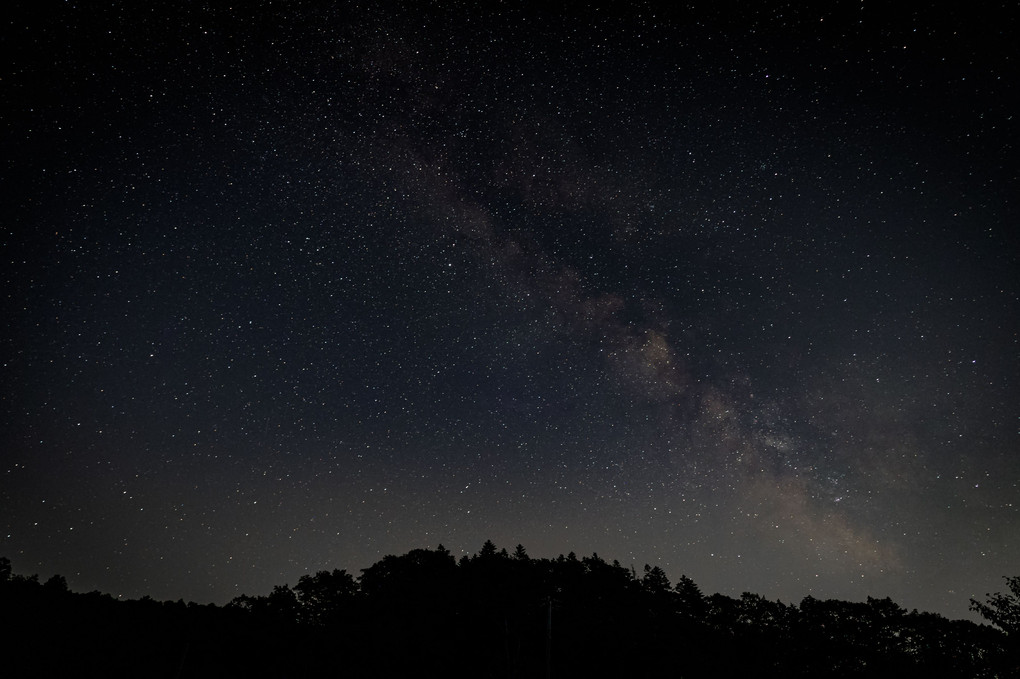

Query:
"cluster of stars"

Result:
[[2, 3, 1016, 622]]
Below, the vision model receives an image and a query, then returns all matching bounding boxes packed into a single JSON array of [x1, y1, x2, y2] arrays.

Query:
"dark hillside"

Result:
[[2, 546, 1015, 678]]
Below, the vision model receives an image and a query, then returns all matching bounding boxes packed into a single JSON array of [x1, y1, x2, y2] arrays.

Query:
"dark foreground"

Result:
[[3, 546, 1017, 678]]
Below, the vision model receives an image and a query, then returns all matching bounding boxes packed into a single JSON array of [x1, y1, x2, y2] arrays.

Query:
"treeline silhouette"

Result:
[[2, 544, 1016, 678]]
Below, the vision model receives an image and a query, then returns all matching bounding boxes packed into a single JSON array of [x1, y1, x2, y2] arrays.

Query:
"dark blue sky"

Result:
[[2, 2, 1016, 621]]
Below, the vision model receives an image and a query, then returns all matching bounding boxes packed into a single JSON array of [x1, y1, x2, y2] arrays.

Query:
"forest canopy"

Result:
[[2, 545, 1016, 678]]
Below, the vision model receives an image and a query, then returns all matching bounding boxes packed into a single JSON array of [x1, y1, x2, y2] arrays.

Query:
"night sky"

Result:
[[3, 3, 1017, 621]]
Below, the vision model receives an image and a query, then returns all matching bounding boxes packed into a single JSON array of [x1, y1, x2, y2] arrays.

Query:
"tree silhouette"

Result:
[[43, 573, 69, 593], [477, 539, 499, 560], [293, 569, 358, 626], [971, 576, 1020, 636], [971, 576, 1020, 674], [0, 551, 1011, 677], [674, 574, 707, 619], [641, 564, 671, 594]]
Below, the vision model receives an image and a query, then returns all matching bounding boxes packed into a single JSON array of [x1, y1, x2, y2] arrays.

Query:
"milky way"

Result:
[[2, 3, 1016, 620]]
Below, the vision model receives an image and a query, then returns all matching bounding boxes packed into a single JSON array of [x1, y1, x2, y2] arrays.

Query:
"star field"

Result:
[[2, 2, 1017, 620]]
